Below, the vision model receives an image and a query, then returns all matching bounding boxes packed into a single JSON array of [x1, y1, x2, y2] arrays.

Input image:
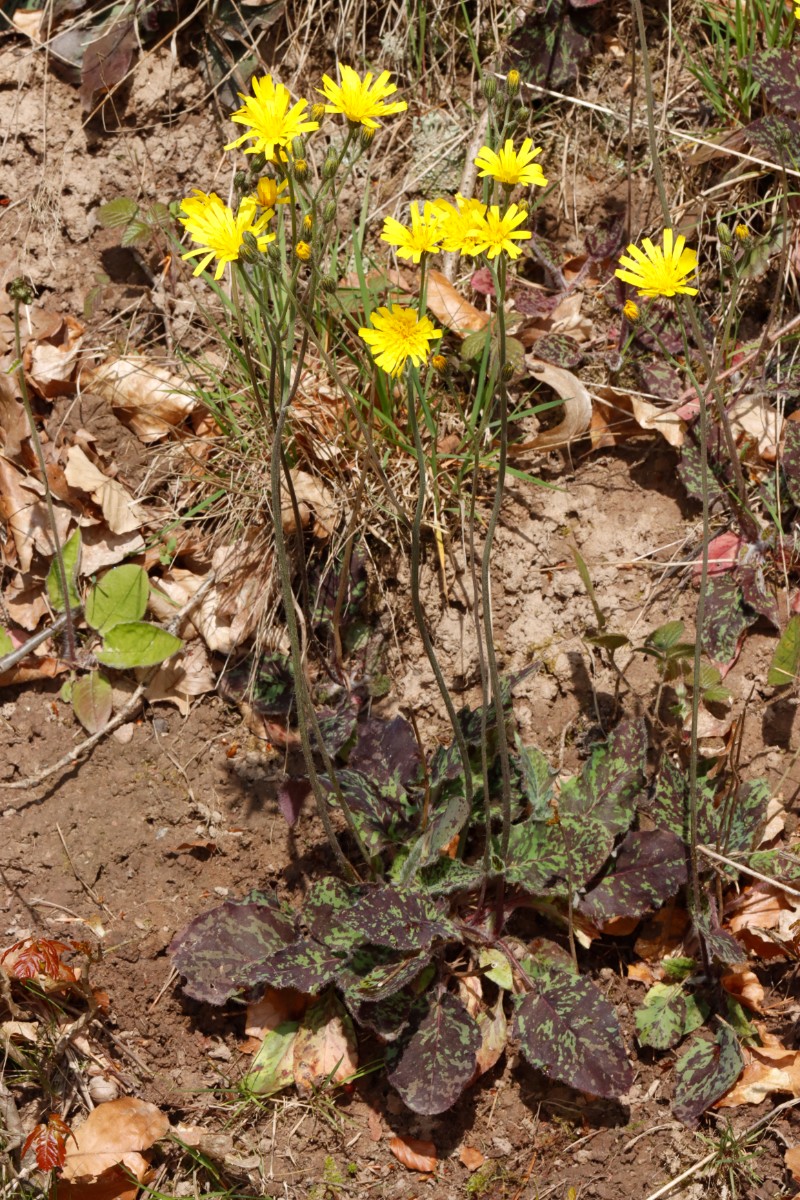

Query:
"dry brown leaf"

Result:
[[0, 368, 28, 460], [726, 884, 800, 959], [717, 1043, 800, 1107], [0, 655, 67, 688], [785, 1145, 800, 1184], [0, 458, 72, 572], [143, 641, 215, 715], [473, 996, 507, 1079], [292, 992, 357, 1094], [56, 1165, 140, 1200], [64, 446, 143, 535], [729, 394, 782, 462], [591, 385, 684, 448], [85, 356, 196, 443], [459, 1145, 486, 1172], [509, 358, 593, 452], [367, 1108, 383, 1142], [78, 522, 145, 574], [548, 291, 593, 341], [24, 314, 85, 399], [720, 965, 765, 1013], [389, 1135, 437, 1173], [761, 795, 786, 845], [11, 9, 42, 38], [193, 540, 272, 653], [3, 572, 50, 630], [246, 987, 309, 1040], [457, 973, 483, 1017], [281, 469, 338, 540], [426, 269, 489, 336], [173, 1123, 234, 1162], [634, 905, 690, 961], [62, 1098, 169, 1182], [627, 962, 658, 985]]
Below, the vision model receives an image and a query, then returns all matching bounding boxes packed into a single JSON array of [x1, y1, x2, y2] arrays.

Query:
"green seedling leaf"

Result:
[[580, 830, 687, 923], [85, 564, 149, 633], [750, 49, 800, 116], [0, 628, 13, 657], [242, 1020, 299, 1096], [661, 957, 697, 982], [170, 892, 296, 1005], [96, 197, 139, 228], [646, 620, 685, 652], [120, 219, 152, 248], [673, 1022, 744, 1126], [768, 615, 800, 687], [635, 983, 688, 1050], [388, 990, 481, 1115], [514, 945, 634, 1099], [46, 528, 82, 612], [479, 948, 513, 992], [97, 622, 182, 668], [71, 671, 112, 734], [586, 632, 630, 654]]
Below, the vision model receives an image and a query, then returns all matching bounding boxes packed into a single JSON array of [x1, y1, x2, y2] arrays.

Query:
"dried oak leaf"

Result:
[[426, 269, 489, 336], [24, 315, 86, 399], [508, 357, 593, 452], [459, 1145, 485, 1171], [717, 1043, 800, 1107], [64, 446, 143, 535], [786, 1145, 800, 1184], [61, 1097, 169, 1182], [726, 883, 800, 960], [720, 965, 765, 1014], [84, 356, 196, 443], [389, 1135, 437, 1173]]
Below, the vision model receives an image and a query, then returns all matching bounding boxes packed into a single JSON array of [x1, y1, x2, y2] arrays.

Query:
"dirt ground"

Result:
[[3, 8, 800, 1200]]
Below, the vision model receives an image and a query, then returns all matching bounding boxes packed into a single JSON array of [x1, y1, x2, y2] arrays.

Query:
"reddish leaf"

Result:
[[389, 1135, 437, 1173], [22, 1113, 71, 1171], [1, 937, 77, 982]]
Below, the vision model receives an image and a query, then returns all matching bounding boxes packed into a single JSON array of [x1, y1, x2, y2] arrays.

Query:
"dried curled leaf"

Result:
[[62, 1098, 169, 1182], [389, 1135, 437, 1173], [85, 355, 196, 443], [510, 357, 593, 452]]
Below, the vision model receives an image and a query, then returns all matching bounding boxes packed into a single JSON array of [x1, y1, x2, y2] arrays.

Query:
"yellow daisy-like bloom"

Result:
[[295, 241, 312, 261], [433, 194, 487, 254], [465, 203, 532, 260], [474, 138, 547, 188], [179, 191, 275, 280], [256, 177, 290, 208], [359, 305, 442, 376], [734, 223, 750, 242], [317, 64, 407, 129], [615, 228, 698, 298], [381, 201, 443, 263], [226, 75, 319, 159]]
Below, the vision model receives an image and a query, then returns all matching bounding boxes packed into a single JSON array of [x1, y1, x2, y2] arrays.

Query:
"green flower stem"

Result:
[[11, 290, 76, 662]]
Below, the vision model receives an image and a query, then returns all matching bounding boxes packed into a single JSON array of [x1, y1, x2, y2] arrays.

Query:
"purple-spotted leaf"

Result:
[[349, 715, 421, 786], [701, 574, 754, 663], [399, 795, 470, 884], [342, 948, 432, 1004], [512, 0, 591, 90], [532, 333, 584, 369], [635, 983, 707, 1051], [355, 988, 428, 1043], [673, 1022, 744, 1126], [580, 830, 687, 923], [783, 417, 800, 507], [346, 886, 456, 952], [694, 894, 745, 966], [170, 892, 296, 1005], [277, 777, 311, 826], [739, 564, 779, 629], [304, 877, 360, 947], [745, 115, 800, 165], [678, 439, 726, 505], [768, 614, 800, 687], [316, 703, 358, 758], [72, 671, 113, 734], [750, 50, 800, 116], [584, 212, 626, 261], [260, 937, 348, 993], [514, 946, 633, 1099], [633, 356, 681, 401], [388, 991, 481, 1114]]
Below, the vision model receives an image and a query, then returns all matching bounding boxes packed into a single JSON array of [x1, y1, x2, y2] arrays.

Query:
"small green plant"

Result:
[[96, 196, 179, 256]]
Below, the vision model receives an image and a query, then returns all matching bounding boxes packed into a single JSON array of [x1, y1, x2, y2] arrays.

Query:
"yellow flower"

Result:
[[381, 201, 443, 263], [796, 5, 800, 16], [179, 191, 274, 280], [359, 305, 442, 376], [256, 177, 289, 208], [465, 203, 532, 260], [226, 75, 319, 159], [317, 64, 407, 129], [431, 353, 447, 372], [474, 138, 547, 188], [615, 228, 698, 298], [295, 241, 312, 261], [734, 223, 751, 242], [623, 299, 640, 322], [433, 194, 487, 254]]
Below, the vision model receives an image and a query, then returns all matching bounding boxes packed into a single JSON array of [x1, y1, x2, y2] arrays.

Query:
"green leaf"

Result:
[[388, 991, 481, 1115], [96, 197, 139, 228], [571, 545, 605, 629], [673, 1023, 744, 1126], [0, 628, 13, 657], [478, 948, 513, 992], [646, 620, 685, 652], [661, 957, 696, 982], [399, 795, 470, 885], [635, 983, 688, 1050], [46, 528, 82, 612], [514, 944, 634, 1100], [96, 622, 182, 669], [120, 219, 152, 247], [768, 615, 800, 687], [85, 564, 149, 633], [241, 1020, 299, 1096], [515, 738, 555, 820], [72, 671, 112, 734]]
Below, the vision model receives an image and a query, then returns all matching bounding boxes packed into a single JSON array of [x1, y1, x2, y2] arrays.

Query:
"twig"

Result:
[[0, 614, 68, 675], [0, 572, 218, 794], [698, 845, 800, 899], [642, 1097, 800, 1200]]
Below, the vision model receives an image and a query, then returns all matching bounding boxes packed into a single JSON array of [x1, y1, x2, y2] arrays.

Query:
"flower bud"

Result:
[[250, 152, 267, 174], [482, 76, 498, 102], [311, 103, 326, 123], [233, 170, 248, 193], [302, 213, 313, 235], [501, 362, 515, 382], [292, 136, 305, 159], [323, 199, 337, 223], [267, 242, 282, 263], [359, 126, 376, 150], [720, 243, 734, 264], [294, 240, 312, 262], [293, 158, 308, 180], [320, 274, 338, 294], [506, 69, 521, 96], [6, 277, 34, 305], [623, 299, 639, 323], [323, 149, 339, 179], [734, 223, 751, 242], [717, 222, 732, 246], [431, 354, 447, 372], [238, 232, 261, 264], [514, 104, 529, 126]]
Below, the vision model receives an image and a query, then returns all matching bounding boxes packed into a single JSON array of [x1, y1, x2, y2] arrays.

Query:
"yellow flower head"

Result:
[[179, 191, 274, 280], [256, 177, 290, 208], [466, 203, 532, 260], [295, 240, 312, 261], [381, 201, 443, 263], [359, 305, 442, 376], [226, 75, 319, 159], [623, 299, 640, 323], [615, 228, 698, 298], [317, 64, 407, 129], [433, 194, 487, 254], [796, 5, 800, 16], [734, 223, 751, 242], [474, 138, 547, 188]]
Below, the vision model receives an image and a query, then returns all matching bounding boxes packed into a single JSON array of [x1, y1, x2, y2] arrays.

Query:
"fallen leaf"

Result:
[[0, 369, 28, 460], [62, 1098, 169, 1182], [457, 973, 483, 1018], [367, 1108, 383, 1142], [459, 1145, 485, 1172], [56, 1165, 140, 1200], [508, 358, 593, 452], [78, 522, 146, 574], [426, 269, 489, 335], [761, 795, 786, 844], [11, 9, 42, 38], [64, 446, 143, 534], [173, 1123, 234, 1162], [389, 1135, 437, 1173], [2, 573, 50, 630], [85, 357, 196, 443], [473, 995, 507, 1078], [627, 961, 657, 985], [144, 641, 216, 715], [729, 393, 782, 462], [591, 385, 684, 449], [281, 469, 338, 540], [193, 540, 273, 653], [0, 458, 72, 572], [690, 531, 745, 581], [246, 987, 309, 1039], [717, 1042, 800, 1107], [720, 965, 765, 1013], [24, 314, 85, 399], [292, 991, 357, 1094], [726, 884, 800, 959], [634, 905, 690, 961], [785, 1145, 800, 1184]]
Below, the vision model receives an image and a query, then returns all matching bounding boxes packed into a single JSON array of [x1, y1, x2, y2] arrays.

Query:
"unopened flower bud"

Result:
[[323, 149, 339, 179], [233, 170, 248, 193], [292, 136, 305, 159], [238, 231, 261, 263], [302, 213, 313, 235], [267, 242, 282, 263], [311, 103, 326, 123], [294, 240, 312, 262], [506, 69, 521, 96], [359, 126, 376, 149], [323, 199, 337, 223], [515, 104, 529, 126], [623, 299, 639, 323], [250, 152, 267, 174], [516, 198, 530, 216], [293, 158, 308, 180], [431, 354, 447, 372], [501, 362, 515, 382], [482, 76, 498, 102], [717, 222, 732, 245], [320, 274, 338, 294], [720, 243, 734, 264], [7, 277, 34, 305], [734, 223, 751, 242]]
